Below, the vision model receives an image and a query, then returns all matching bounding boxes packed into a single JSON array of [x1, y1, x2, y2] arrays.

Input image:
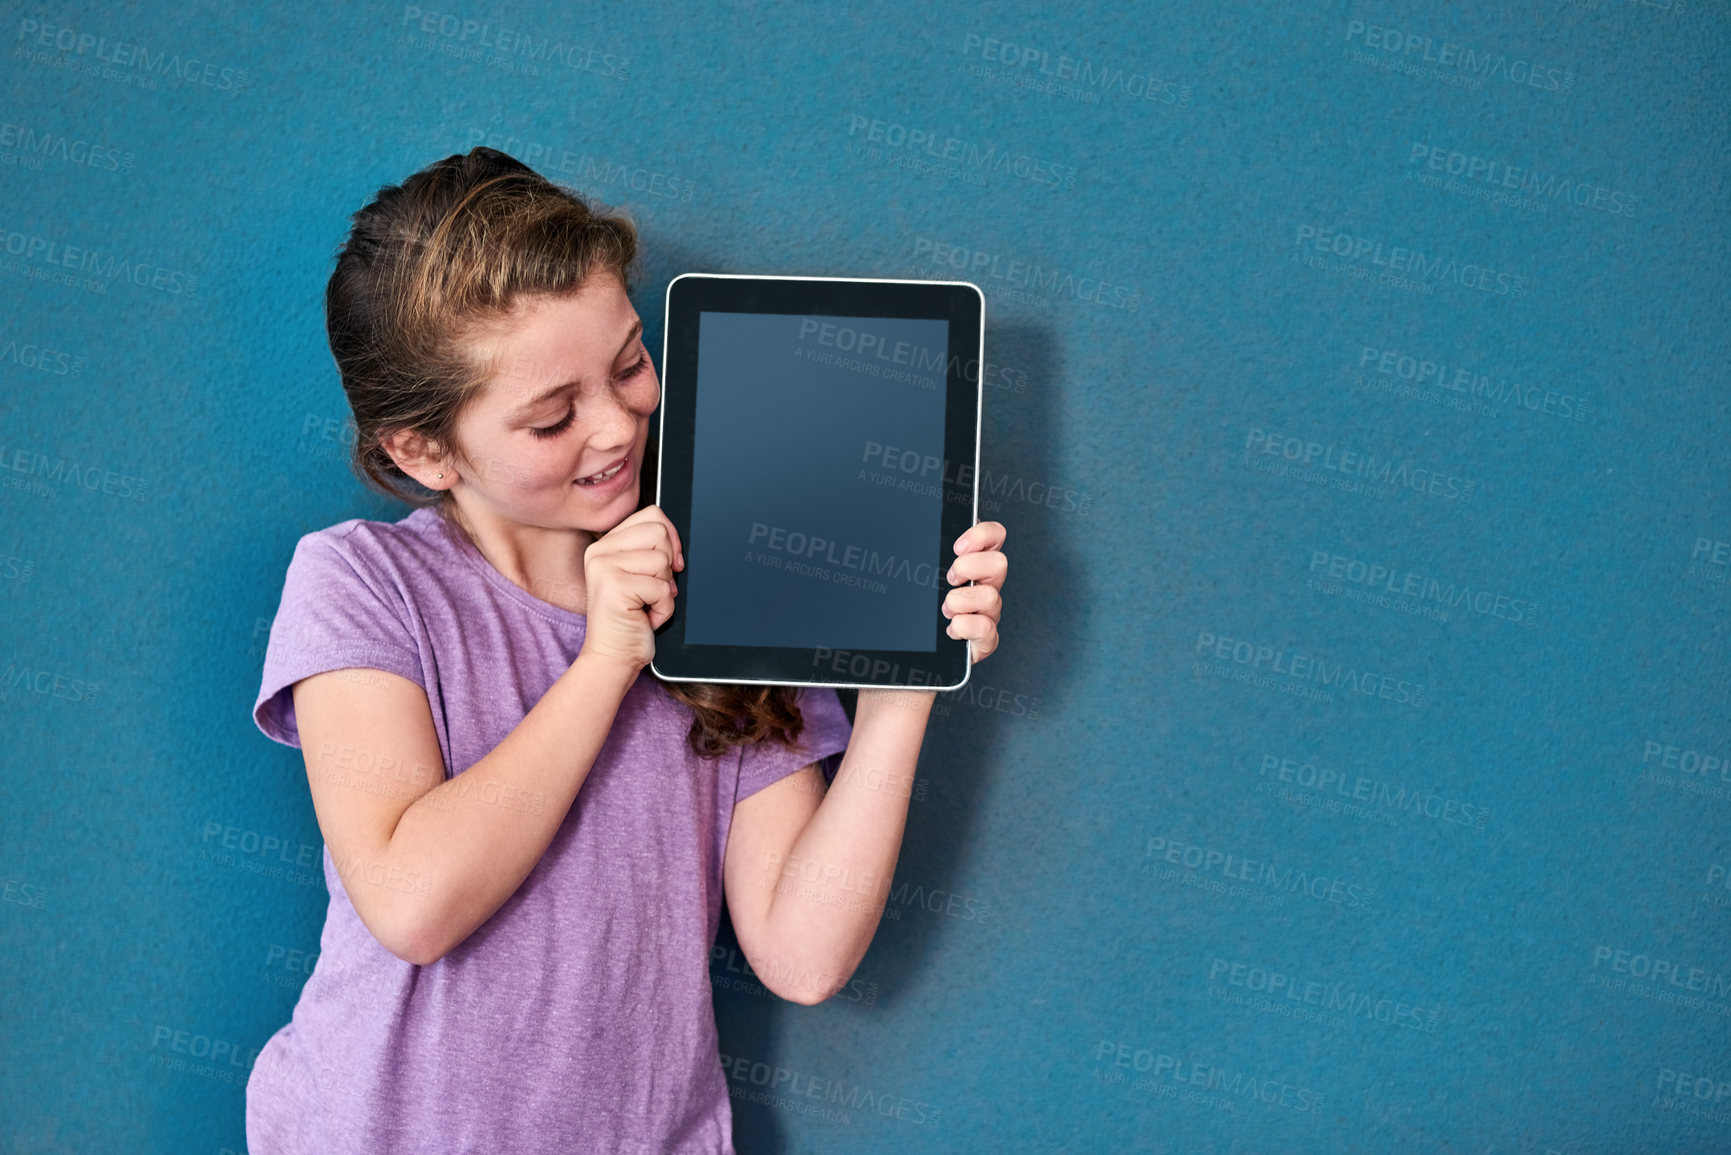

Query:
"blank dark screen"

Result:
[[683, 312, 950, 652]]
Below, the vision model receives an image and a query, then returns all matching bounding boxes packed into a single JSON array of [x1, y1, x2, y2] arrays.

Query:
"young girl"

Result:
[[247, 147, 1008, 1154]]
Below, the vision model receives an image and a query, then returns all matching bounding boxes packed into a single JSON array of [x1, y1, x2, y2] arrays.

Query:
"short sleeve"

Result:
[[252, 528, 426, 749], [734, 687, 854, 802]]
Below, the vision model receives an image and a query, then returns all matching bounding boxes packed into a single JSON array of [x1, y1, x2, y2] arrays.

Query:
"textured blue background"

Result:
[[2, 1, 1727, 1152]]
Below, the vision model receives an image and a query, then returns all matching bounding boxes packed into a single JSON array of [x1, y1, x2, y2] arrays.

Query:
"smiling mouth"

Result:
[[575, 457, 627, 486]]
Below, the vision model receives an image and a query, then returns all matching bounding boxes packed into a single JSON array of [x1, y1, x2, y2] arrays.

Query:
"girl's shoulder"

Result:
[[255, 510, 447, 748], [295, 505, 444, 555], [286, 507, 453, 581], [271, 508, 466, 637]]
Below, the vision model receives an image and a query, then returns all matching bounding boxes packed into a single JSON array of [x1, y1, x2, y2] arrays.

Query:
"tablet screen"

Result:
[[683, 311, 949, 652]]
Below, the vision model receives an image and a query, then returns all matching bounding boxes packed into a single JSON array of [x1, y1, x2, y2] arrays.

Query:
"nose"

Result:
[[579, 383, 642, 449]]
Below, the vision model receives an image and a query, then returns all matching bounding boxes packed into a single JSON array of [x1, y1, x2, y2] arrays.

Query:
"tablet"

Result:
[[651, 273, 984, 690]]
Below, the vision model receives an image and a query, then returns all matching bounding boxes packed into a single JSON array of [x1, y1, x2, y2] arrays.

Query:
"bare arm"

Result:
[[294, 653, 638, 966], [722, 520, 1008, 1003], [722, 689, 934, 1004], [292, 505, 683, 966]]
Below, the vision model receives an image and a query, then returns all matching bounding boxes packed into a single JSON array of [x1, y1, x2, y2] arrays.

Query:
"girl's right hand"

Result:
[[577, 504, 684, 672]]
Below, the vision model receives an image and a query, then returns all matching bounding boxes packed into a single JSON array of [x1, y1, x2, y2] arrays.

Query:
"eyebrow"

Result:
[[506, 317, 645, 417]]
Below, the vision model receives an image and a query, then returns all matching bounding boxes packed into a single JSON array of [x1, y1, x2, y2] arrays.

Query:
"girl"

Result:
[[247, 147, 1008, 1153]]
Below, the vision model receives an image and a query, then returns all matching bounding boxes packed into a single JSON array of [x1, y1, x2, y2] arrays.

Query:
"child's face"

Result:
[[450, 274, 658, 536]]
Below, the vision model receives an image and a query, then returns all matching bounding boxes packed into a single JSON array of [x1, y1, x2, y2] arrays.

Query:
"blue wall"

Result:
[[3, 1, 1727, 1151]]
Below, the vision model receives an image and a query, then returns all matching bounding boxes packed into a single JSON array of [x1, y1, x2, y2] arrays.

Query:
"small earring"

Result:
[[437, 473, 444, 478]]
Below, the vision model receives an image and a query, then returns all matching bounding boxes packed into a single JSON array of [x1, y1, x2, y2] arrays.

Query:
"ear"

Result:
[[381, 428, 455, 491]]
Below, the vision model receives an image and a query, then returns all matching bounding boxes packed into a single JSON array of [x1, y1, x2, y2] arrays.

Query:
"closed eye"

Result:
[[527, 353, 650, 439], [529, 410, 575, 439]]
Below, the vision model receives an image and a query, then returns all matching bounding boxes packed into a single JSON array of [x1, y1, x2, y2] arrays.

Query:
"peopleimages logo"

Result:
[[846, 114, 1078, 189], [1687, 536, 1730, 586], [15, 19, 251, 92], [1652, 1066, 1731, 1128], [1407, 142, 1638, 216], [0, 658, 101, 706], [959, 34, 1192, 106], [1206, 957, 1442, 1032], [0, 227, 197, 296], [0, 121, 135, 174], [910, 237, 1140, 313], [1091, 1040, 1326, 1115], [1144, 834, 1378, 911], [1591, 945, 1731, 999], [747, 522, 944, 591], [1641, 739, 1729, 782], [460, 128, 693, 200], [1257, 752, 1492, 830], [1294, 225, 1529, 299], [1244, 428, 1477, 504], [1344, 19, 1575, 94], [0, 334, 85, 376], [718, 1051, 943, 1127], [1307, 549, 1538, 627], [1356, 344, 1592, 423], [397, 6, 629, 78], [1195, 627, 1426, 707], [0, 442, 152, 500]]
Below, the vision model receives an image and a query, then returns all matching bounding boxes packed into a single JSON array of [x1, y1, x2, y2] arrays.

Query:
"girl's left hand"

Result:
[[942, 521, 1008, 663]]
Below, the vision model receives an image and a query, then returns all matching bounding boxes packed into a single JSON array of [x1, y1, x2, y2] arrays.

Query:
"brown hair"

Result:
[[323, 146, 804, 759]]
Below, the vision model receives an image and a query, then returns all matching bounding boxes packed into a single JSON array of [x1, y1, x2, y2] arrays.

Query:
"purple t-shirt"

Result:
[[247, 505, 852, 1154]]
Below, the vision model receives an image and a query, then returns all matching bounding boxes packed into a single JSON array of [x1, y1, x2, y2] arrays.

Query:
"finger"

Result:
[[942, 584, 1000, 622], [646, 584, 677, 630], [947, 548, 1007, 589], [600, 518, 677, 556], [620, 572, 676, 623], [945, 613, 998, 660], [624, 503, 684, 569], [596, 548, 675, 580], [970, 632, 998, 662], [953, 520, 1007, 557], [593, 527, 678, 576]]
